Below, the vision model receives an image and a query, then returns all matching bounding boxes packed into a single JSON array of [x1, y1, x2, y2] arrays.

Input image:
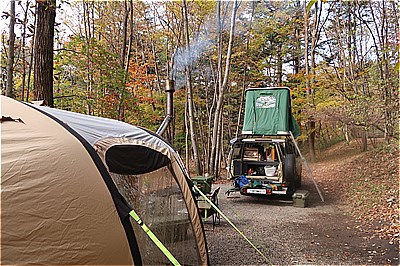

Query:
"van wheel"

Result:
[[286, 185, 296, 198], [284, 154, 296, 183]]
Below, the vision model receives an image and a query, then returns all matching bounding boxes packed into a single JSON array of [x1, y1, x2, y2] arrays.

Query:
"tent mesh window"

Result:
[[110, 165, 201, 265]]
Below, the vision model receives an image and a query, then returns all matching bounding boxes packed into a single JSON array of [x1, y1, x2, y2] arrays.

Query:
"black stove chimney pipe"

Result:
[[156, 79, 175, 136], [165, 79, 175, 118]]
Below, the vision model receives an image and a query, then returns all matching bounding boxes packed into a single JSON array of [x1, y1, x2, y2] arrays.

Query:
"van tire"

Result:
[[284, 154, 296, 183]]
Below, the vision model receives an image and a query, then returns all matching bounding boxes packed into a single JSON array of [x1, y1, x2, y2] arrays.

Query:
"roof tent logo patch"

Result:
[[255, 95, 276, 109]]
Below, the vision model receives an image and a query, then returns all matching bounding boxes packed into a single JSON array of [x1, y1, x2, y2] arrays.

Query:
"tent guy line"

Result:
[[129, 209, 181, 266], [193, 185, 272, 265]]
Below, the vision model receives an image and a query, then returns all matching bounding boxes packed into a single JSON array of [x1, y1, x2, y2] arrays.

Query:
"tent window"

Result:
[[106, 145, 170, 175], [110, 166, 201, 265]]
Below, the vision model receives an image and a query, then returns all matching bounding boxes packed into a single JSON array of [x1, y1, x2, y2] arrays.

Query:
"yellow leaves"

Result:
[[192, 0, 216, 19]]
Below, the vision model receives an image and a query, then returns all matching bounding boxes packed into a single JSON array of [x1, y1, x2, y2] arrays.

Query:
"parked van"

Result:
[[228, 87, 301, 196]]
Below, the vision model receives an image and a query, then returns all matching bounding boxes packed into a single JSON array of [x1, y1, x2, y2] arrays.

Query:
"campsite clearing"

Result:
[[205, 140, 399, 265]]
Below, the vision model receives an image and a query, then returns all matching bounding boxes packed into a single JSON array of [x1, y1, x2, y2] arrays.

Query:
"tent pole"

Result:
[[289, 131, 325, 202]]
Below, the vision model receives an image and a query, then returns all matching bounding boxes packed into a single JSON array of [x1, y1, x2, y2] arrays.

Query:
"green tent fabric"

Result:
[[242, 87, 300, 137]]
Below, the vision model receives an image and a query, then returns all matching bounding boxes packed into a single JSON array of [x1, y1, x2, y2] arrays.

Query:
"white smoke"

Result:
[[172, 33, 214, 89], [171, 2, 235, 89], [174, 34, 214, 72]]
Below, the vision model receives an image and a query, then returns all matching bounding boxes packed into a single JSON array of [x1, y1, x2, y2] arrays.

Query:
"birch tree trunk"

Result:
[[182, 0, 202, 175], [210, 0, 238, 177], [26, 3, 37, 102], [234, 1, 254, 139], [20, 0, 30, 101], [304, 0, 316, 161], [6, 0, 16, 98], [207, 0, 222, 175]]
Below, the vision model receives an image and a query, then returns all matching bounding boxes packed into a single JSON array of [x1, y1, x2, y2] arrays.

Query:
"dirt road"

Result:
[[205, 145, 399, 265]]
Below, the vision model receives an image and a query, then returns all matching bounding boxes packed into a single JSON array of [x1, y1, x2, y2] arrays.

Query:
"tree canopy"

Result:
[[1, 0, 398, 176]]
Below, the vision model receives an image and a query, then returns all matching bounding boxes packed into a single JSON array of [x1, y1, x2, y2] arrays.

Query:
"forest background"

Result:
[[1, 0, 399, 178]]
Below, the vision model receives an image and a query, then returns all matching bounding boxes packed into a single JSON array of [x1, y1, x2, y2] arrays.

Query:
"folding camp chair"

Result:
[[197, 187, 221, 229]]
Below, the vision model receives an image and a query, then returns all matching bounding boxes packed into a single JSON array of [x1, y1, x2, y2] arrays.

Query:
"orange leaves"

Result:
[[125, 62, 156, 105], [137, 95, 155, 104], [126, 61, 155, 89], [103, 91, 119, 104]]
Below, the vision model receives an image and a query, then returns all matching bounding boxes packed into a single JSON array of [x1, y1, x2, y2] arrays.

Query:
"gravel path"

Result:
[[204, 176, 399, 265]]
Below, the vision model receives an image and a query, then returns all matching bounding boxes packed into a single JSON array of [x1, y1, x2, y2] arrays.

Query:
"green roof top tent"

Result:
[[242, 87, 300, 137], [1, 96, 208, 265]]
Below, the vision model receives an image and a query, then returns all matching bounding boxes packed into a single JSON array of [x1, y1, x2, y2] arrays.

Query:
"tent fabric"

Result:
[[33, 104, 170, 149], [109, 166, 202, 265], [32, 105, 207, 264], [25, 100, 144, 265], [95, 137, 208, 265], [1, 96, 133, 265], [1, 96, 208, 265], [242, 87, 300, 137], [170, 157, 209, 264]]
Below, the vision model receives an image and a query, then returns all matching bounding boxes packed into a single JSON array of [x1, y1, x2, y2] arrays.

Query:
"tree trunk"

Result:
[[6, 0, 16, 98], [213, 110, 223, 176], [82, 1, 93, 114], [234, 2, 253, 138], [361, 128, 367, 152], [20, 0, 30, 101], [235, 70, 246, 138], [276, 42, 283, 85], [294, 0, 302, 74], [307, 119, 316, 159], [117, 0, 134, 121], [210, 0, 238, 176], [26, 4, 37, 102], [182, 0, 202, 175], [34, 0, 56, 107], [304, 0, 316, 161], [208, 0, 222, 175], [185, 100, 190, 172]]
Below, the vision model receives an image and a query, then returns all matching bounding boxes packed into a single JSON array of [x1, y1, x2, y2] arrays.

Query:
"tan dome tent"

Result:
[[1, 96, 208, 265]]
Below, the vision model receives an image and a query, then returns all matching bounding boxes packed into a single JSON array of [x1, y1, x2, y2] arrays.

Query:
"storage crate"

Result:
[[192, 176, 214, 194], [264, 166, 276, 177], [292, 190, 310, 208], [243, 147, 259, 160]]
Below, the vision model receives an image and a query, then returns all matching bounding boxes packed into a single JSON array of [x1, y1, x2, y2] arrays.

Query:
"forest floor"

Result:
[[205, 139, 399, 265]]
